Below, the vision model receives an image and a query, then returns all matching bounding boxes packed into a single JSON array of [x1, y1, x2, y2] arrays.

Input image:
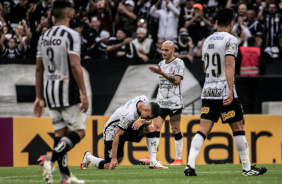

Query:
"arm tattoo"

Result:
[[169, 76, 175, 82]]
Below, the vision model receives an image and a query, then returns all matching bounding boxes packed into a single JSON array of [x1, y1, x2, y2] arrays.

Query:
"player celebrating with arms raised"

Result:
[[184, 8, 267, 176]]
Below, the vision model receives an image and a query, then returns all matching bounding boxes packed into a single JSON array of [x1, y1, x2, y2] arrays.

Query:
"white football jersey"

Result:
[[201, 31, 239, 100], [156, 58, 184, 109], [36, 25, 81, 108], [103, 95, 149, 141]]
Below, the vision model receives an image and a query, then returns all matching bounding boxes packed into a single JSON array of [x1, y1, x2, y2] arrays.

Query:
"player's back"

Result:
[[37, 25, 81, 108], [202, 31, 238, 83], [201, 31, 238, 100]]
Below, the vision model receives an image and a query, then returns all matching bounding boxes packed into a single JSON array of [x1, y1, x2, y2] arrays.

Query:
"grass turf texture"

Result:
[[0, 164, 280, 184]]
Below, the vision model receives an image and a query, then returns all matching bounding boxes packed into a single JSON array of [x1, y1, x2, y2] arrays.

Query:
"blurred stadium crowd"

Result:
[[0, 0, 282, 71]]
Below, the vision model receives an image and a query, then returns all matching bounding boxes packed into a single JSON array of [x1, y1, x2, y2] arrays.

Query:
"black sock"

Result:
[[51, 132, 81, 163], [53, 137, 71, 176], [155, 131, 160, 138]]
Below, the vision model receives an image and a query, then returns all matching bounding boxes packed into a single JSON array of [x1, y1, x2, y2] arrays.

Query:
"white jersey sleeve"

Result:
[[36, 35, 43, 58], [225, 36, 238, 57], [67, 31, 81, 57]]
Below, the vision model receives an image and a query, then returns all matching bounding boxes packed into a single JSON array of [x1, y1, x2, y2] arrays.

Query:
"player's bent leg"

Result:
[[139, 117, 164, 165], [81, 151, 105, 170]]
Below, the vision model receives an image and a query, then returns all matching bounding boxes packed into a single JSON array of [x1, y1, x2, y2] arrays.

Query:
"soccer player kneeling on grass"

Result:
[[184, 8, 267, 177], [80, 95, 168, 170]]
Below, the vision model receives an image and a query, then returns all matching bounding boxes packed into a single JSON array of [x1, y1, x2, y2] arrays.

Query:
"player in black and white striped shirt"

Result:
[[33, 0, 88, 183]]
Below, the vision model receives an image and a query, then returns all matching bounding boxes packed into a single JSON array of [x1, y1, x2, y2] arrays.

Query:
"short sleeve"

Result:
[[174, 59, 185, 78], [36, 36, 42, 58], [117, 109, 135, 130], [67, 31, 81, 57], [225, 36, 238, 57]]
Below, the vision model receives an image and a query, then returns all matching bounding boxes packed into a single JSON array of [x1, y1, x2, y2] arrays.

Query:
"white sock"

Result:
[[175, 138, 183, 159], [86, 154, 104, 169], [234, 135, 251, 171], [147, 137, 158, 165], [188, 133, 205, 169]]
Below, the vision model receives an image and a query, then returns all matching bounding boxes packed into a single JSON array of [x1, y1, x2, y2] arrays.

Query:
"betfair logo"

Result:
[[221, 110, 235, 121], [201, 107, 209, 114]]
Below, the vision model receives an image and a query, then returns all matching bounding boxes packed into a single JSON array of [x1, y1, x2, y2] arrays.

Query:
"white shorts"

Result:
[[48, 104, 87, 131]]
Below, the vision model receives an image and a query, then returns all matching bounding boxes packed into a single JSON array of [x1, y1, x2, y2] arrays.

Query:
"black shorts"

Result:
[[159, 108, 182, 120], [200, 98, 244, 124], [104, 126, 145, 163]]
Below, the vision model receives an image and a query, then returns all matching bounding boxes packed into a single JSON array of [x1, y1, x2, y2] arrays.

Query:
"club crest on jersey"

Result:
[[169, 66, 174, 72], [122, 121, 127, 126], [221, 110, 235, 121], [201, 107, 209, 114]]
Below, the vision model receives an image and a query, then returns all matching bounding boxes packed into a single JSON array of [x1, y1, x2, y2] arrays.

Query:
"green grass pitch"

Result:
[[0, 164, 280, 184]]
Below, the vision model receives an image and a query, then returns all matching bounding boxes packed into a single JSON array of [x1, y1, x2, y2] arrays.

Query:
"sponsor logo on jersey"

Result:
[[41, 37, 62, 47], [208, 36, 224, 41], [221, 110, 235, 121], [201, 107, 209, 114], [202, 88, 222, 97]]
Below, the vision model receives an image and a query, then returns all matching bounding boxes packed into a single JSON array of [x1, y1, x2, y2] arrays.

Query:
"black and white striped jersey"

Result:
[[36, 25, 81, 108]]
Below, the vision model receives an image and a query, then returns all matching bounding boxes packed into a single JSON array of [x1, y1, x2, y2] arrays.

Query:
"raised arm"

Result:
[[0, 27, 7, 51], [149, 65, 182, 85], [106, 38, 133, 51], [150, 0, 161, 18], [22, 20, 32, 44]]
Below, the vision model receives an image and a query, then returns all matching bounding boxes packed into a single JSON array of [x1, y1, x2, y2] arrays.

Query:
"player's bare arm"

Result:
[[109, 127, 125, 169], [68, 53, 89, 112], [223, 55, 235, 106], [149, 65, 181, 85], [33, 57, 44, 117], [132, 120, 152, 130]]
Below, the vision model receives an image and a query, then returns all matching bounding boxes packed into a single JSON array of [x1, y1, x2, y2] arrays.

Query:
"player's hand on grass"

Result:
[[33, 98, 44, 117], [80, 94, 89, 113], [223, 90, 233, 106], [109, 158, 118, 170], [132, 121, 142, 130]]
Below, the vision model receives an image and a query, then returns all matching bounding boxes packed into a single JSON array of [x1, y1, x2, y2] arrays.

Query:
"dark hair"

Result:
[[217, 8, 234, 27], [247, 36, 256, 47], [52, 0, 72, 19], [149, 102, 160, 118]]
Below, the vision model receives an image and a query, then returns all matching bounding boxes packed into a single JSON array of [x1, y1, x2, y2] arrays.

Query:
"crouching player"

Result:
[[80, 95, 168, 170]]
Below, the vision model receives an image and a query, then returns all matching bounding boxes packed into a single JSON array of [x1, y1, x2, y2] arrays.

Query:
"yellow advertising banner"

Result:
[[13, 115, 282, 167]]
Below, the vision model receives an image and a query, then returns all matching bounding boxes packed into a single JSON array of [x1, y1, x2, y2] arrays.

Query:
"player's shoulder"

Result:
[[63, 26, 79, 37], [135, 95, 149, 103], [159, 59, 166, 65], [173, 57, 184, 64]]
